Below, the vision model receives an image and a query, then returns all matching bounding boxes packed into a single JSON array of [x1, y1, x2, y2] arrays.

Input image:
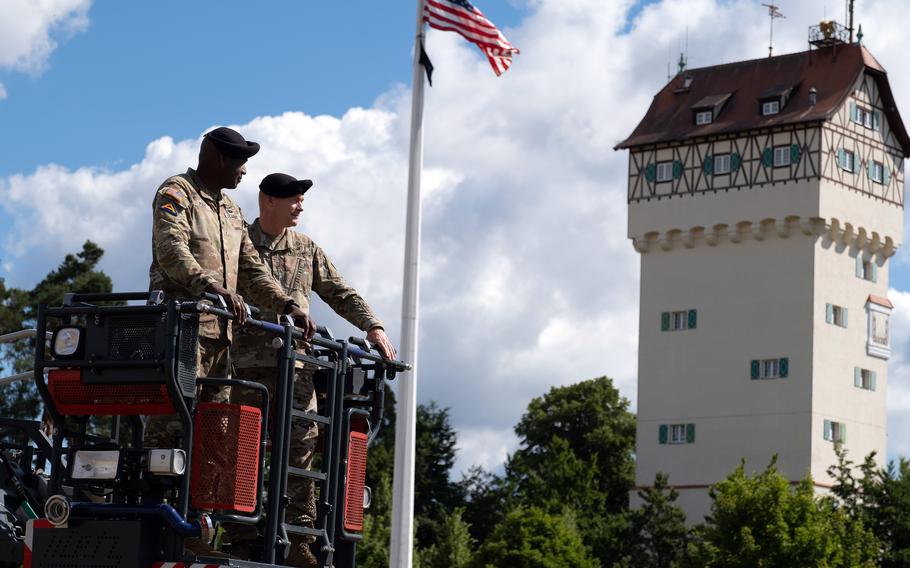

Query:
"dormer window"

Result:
[[762, 100, 780, 115], [690, 93, 732, 126], [695, 111, 713, 125]]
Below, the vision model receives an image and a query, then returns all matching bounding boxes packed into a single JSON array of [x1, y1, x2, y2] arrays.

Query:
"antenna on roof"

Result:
[[762, 3, 786, 57], [847, 0, 855, 42]]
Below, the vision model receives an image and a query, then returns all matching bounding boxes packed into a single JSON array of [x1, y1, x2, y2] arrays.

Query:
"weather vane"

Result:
[[762, 3, 786, 57]]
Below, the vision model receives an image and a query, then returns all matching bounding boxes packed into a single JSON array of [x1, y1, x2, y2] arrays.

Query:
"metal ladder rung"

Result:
[[283, 524, 325, 538], [288, 466, 326, 481], [291, 409, 330, 425]]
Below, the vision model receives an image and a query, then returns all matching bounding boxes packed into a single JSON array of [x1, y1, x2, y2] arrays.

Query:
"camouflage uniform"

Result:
[[227, 219, 382, 556], [146, 169, 293, 447]]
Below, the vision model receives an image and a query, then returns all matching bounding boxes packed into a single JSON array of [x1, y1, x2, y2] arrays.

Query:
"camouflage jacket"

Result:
[[233, 218, 383, 369], [148, 169, 292, 340]]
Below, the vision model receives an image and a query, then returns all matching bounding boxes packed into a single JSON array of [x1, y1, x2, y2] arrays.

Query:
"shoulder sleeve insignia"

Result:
[[160, 202, 179, 216]]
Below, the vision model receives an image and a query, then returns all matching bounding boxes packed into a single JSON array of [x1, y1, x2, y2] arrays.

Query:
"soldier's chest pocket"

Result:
[[280, 255, 307, 292]]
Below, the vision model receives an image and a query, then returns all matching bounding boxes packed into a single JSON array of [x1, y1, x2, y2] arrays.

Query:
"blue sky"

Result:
[[3, 0, 910, 478]]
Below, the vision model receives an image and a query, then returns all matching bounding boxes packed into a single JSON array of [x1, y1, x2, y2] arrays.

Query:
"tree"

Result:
[[828, 449, 910, 567], [471, 506, 597, 568], [624, 472, 688, 568], [418, 507, 474, 568], [687, 457, 878, 568], [0, 241, 114, 418], [504, 376, 636, 564]]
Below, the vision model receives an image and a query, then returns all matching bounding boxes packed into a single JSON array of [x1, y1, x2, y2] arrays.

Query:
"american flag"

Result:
[[423, 0, 519, 76]]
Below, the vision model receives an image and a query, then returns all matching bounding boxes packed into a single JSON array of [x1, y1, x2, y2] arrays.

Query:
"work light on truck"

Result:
[[71, 450, 120, 480], [51, 326, 83, 359]]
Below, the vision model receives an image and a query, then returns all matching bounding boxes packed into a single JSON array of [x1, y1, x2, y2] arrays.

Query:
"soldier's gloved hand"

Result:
[[288, 307, 316, 341], [367, 327, 397, 360], [205, 283, 249, 326]]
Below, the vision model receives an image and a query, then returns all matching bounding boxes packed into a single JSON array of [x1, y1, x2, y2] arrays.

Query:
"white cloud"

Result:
[[0, 0, 90, 74], [4, 0, 910, 478]]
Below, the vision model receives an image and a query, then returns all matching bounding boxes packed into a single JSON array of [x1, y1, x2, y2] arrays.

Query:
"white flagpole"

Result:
[[391, 0, 426, 566]]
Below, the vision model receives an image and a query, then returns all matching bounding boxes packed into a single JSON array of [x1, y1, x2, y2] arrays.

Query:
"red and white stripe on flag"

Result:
[[423, 0, 519, 76]]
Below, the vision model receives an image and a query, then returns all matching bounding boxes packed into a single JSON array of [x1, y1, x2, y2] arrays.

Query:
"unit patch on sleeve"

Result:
[[160, 202, 180, 216]]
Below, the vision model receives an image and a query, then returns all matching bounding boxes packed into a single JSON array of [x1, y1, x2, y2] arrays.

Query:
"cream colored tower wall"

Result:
[[635, 232, 817, 518]]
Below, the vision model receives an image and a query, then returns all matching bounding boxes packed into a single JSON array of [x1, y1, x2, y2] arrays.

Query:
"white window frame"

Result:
[[832, 305, 846, 327], [760, 358, 779, 379], [656, 161, 674, 183], [695, 110, 713, 125], [855, 105, 873, 128], [861, 259, 874, 281], [867, 302, 892, 359], [871, 160, 884, 183], [669, 424, 687, 444], [840, 149, 856, 172], [714, 154, 731, 174], [773, 146, 791, 167], [830, 421, 844, 443], [860, 369, 874, 390], [671, 310, 688, 331], [762, 100, 780, 115]]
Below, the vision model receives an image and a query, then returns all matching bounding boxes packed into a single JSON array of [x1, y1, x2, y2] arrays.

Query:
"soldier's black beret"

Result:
[[203, 127, 260, 159], [259, 173, 313, 197]]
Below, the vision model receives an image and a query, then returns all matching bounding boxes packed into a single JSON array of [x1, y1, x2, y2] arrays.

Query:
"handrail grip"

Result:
[[0, 329, 52, 344]]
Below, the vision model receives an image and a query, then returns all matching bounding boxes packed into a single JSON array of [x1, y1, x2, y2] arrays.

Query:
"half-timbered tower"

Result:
[[616, 41, 910, 521]]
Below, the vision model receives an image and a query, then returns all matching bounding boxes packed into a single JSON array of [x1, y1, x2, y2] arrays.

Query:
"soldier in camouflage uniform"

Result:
[[226, 173, 395, 567], [146, 128, 315, 448]]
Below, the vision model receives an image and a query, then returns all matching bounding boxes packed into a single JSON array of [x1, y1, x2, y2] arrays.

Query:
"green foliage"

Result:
[[471, 506, 597, 568], [688, 457, 878, 568], [418, 507, 474, 568], [828, 449, 910, 567], [505, 376, 636, 564], [623, 472, 688, 568], [0, 241, 113, 419], [356, 470, 393, 568], [415, 402, 465, 550]]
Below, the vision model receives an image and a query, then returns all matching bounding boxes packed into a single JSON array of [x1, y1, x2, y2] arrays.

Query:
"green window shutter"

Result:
[[871, 371, 877, 391], [790, 144, 801, 163], [872, 262, 878, 283], [850, 101, 857, 123], [843, 307, 848, 328], [855, 367, 862, 388], [661, 311, 670, 331], [659, 424, 668, 444], [837, 148, 845, 169], [867, 160, 873, 179], [703, 155, 714, 175], [824, 419, 832, 441], [672, 160, 683, 179], [731, 152, 742, 170], [825, 303, 833, 324], [873, 111, 882, 131], [841, 423, 847, 444], [750, 360, 760, 380], [686, 423, 695, 443], [645, 163, 656, 182], [884, 165, 890, 186], [779, 357, 789, 378], [762, 147, 773, 167], [856, 256, 864, 278], [687, 309, 697, 329]]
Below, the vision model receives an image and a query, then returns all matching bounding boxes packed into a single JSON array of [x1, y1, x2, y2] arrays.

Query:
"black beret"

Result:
[[259, 173, 313, 198], [203, 127, 260, 159]]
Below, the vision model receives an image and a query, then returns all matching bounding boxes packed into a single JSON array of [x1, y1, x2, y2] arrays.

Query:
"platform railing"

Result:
[[0, 329, 52, 386]]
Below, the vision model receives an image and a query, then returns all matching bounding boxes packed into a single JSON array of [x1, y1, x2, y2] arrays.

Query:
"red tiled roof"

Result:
[[615, 44, 910, 157], [867, 294, 893, 309]]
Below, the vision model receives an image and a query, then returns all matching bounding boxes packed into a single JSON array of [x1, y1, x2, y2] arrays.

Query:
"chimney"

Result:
[[809, 87, 818, 106]]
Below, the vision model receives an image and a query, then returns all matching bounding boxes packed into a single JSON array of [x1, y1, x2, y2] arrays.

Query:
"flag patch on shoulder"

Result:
[[160, 202, 179, 216]]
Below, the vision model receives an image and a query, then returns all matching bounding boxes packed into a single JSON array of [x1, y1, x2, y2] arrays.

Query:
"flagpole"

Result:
[[391, 0, 426, 566]]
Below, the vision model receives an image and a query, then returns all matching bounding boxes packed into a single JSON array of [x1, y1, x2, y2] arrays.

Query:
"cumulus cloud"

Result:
[[3, 0, 910, 477], [0, 0, 90, 74]]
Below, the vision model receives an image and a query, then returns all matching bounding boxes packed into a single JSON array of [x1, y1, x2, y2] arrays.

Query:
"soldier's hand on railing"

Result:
[[204, 283, 249, 326], [367, 327, 397, 360], [287, 307, 316, 341]]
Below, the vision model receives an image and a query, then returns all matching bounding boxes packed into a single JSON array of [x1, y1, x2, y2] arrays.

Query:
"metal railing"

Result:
[[0, 329, 52, 386]]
